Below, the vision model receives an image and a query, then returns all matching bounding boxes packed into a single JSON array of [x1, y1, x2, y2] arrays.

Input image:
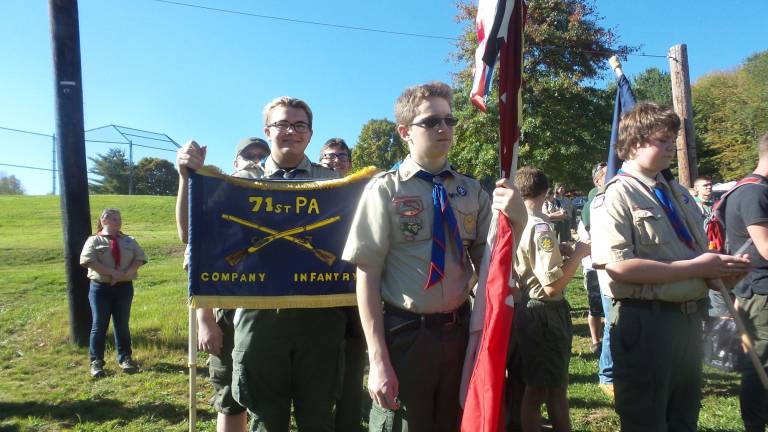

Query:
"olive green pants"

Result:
[[611, 301, 704, 432], [232, 308, 346, 432], [736, 293, 768, 432], [368, 312, 468, 432]]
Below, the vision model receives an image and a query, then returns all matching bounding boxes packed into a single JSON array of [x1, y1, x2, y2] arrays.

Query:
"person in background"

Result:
[[80, 208, 147, 378], [542, 189, 567, 242], [319, 137, 352, 176], [514, 166, 590, 432], [234, 137, 271, 170], [553, 183, 572, 242], [578, 163, 608, 356], [725, 131, 768, 432], [693, 176, 714, 218]]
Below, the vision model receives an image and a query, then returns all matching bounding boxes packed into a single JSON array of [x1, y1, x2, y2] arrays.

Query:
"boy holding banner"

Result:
[[176, 96, 344, 431], [590, 102, 751, 430], [342, 81, 526, 431]]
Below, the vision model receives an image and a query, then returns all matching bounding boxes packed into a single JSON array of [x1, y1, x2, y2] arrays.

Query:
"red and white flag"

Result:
[[461, 1, 526, 431]]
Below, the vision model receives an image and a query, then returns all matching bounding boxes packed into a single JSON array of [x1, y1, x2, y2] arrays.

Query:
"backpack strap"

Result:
[[712, 175, 768, 214]]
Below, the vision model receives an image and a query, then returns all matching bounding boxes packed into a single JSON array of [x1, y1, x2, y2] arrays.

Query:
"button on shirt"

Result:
[[342, 155, 491, 314], [515, 209, 565, 301], [80, 234, 148, 283], [590, 166, 708, 302]]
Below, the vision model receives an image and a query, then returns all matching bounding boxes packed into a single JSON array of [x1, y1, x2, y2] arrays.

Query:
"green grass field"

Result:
[[0, 195, 745, 431]]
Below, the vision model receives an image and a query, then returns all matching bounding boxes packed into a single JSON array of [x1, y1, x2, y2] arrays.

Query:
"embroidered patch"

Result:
[[399, 218, 423, 240], [534, 223, 550, 233], [457, 185, 467, 196], [537, 234, 554, 253], [393, 196, 424, 217], [463, 214, 477, 234]]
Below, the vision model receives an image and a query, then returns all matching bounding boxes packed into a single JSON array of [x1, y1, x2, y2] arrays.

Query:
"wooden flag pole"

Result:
[[188, 305, 197, 432], [668, 44, 698, 188]]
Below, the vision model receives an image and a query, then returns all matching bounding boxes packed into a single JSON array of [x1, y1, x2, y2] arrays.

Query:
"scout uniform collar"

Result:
[[396, 155, 456, 182], [616, 164, 661, 189], [526, 206, 549, 221], [262, 155, 312, 177]]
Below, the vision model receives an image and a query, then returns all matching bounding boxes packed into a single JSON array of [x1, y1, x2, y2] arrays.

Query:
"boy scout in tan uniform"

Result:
[[176, 97, 343, 432], [343, 81, 526, 432], [512, 167, 590, 432], [590, 102, 751, 431]]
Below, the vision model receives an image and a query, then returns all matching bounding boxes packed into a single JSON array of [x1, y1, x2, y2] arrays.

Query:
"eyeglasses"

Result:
[[267, 121, 311, 133], [321, 153, 350, 162], [409, 116, 459, 129]]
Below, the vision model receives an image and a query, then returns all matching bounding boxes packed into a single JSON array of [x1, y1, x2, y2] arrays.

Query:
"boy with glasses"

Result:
[[342, 81, 526, 431], [176, 96, 342, 431], [320, 138, 352, 176], [590, 102, 750, 430]]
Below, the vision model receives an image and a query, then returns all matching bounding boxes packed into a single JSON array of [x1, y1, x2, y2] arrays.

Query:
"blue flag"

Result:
[[606, 74, 637, 181], [187, 167, 376, 309]]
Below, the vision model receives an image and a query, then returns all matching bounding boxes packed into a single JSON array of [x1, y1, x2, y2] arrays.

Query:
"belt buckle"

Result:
[[443, 310, 459, 327], [682, 301, 696, 314]]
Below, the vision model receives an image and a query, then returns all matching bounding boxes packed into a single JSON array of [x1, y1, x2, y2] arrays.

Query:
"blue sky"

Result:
[[1, 0, 766, 195]]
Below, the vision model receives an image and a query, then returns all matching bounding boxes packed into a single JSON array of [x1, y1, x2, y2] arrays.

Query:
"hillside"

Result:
[[0, 195, 744, 431]]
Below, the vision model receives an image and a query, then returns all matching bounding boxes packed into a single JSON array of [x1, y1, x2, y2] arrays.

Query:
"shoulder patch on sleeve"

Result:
[[534, 223, 550, 233], [536, 233, 555, 253]]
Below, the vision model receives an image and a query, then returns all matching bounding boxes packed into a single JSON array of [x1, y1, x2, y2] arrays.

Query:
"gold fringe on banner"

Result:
[[190, 293, 357, 309], [195, 165, 379, 191]]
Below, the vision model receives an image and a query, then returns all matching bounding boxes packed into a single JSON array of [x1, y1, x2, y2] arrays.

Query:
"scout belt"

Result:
[[615, 298, 707, 315], [383, 301, 470, 335]]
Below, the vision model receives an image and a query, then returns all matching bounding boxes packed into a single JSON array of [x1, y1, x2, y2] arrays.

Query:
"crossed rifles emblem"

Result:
[[221, 213, 340, 267]]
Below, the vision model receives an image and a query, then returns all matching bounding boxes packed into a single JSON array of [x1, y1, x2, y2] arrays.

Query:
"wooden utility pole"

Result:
[[668, 44, 698, 187], [49, 0, 92, 346]]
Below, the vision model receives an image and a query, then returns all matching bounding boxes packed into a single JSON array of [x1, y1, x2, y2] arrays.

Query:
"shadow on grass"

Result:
[[0, 399, 215, 426], [569, 372, 599, 385], [131, 330, 187, 352], [701, 368, 740, 398], [571, 322, 590, 338], [568, 396, 614, 409]]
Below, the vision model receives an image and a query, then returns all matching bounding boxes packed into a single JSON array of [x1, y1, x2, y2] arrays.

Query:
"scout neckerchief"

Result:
[[617, 169, 696, 251], [97, 231, 121, 269], [414, 170, 465, 289]]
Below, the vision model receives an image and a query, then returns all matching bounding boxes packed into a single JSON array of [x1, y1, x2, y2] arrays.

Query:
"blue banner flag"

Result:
[[187, 166, 377, 309], [606, 74, 637, 182]]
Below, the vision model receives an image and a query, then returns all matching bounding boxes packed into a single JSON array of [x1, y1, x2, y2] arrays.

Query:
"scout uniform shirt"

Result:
[[342, 155, 491, 314], [590, 166, 709, 302], [80, 234, 148, 283], [232, 155, 338, 180], [515, 208, 565, 301]]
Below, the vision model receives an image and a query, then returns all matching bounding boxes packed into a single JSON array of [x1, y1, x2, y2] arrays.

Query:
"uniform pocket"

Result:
[[369, 403, 402, 432], [632, 209, 671, 245], [230, 349, 254, 411]]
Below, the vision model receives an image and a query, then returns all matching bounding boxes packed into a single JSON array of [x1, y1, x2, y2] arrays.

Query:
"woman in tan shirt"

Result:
[[80, 208, 147, 378]]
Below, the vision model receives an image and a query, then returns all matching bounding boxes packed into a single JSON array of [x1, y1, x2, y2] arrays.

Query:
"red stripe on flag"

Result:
[[461, 215, 515, 432]]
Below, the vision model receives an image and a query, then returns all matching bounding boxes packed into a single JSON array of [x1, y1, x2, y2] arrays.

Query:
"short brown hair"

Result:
[[617, 102, 680, 160], [394, 81, 453, 126], [758, 131, 768, 158], [515, 166, 549, 200], [262, 96, 313, 127], [321, 138, 352, 160]]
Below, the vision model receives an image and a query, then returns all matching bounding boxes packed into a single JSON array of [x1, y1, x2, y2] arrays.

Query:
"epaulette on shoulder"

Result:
[[373, 168, 397, 179], [451, 165, 475, 180], [597, 175, 622, 195]]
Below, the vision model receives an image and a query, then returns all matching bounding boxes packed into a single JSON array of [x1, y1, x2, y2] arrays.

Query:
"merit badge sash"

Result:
[[188, 166, 377, 309]]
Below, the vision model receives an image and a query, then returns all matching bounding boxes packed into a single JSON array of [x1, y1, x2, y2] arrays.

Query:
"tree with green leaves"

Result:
[[88, 148, 129, 194], [631, 67, 672, 106], [351, 119, 408, 171], [0, 172, 24, 195], [693, 50, 768, 181], [133, 157, 178, 196], [450, 0, 635, 191]]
